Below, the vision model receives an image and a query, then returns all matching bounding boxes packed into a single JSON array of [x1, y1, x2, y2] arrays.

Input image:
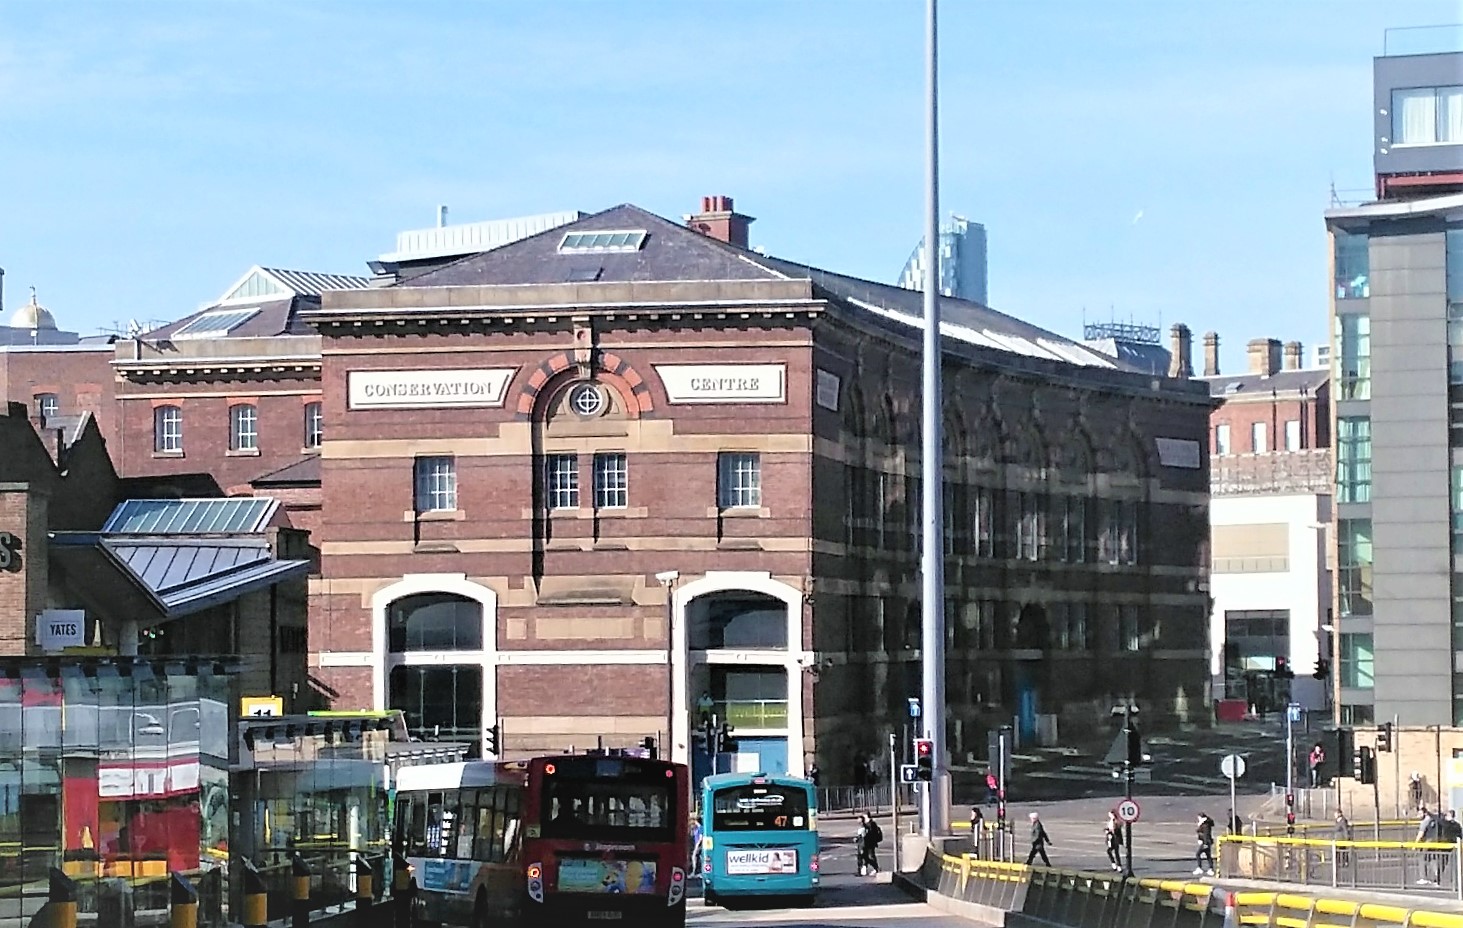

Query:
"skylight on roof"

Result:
[[103, 498, 278, 534], [558, 230, 648, 254], [170, 307, 260, 340]]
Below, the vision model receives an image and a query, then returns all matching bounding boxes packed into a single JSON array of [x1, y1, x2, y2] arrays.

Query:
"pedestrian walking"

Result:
[[1440, 810, 1463, 884], [1333, 808, 1352, 870], [985, 769, 1000, 804], [1193, 813, 1216, 876], [856, 812, 884, 876], [1308, 742, 1326, 789], [969, 806, 985, 857], [808, 763, 821, 787], [1025, 812, 1053, 867], [1104, 811, 1123, 872], [1417, 805, 1442, 884], [1410, 772, 1425, 812], [689, 817, 704, 873]]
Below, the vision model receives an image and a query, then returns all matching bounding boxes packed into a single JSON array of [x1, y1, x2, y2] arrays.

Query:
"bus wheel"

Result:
[[702, 889, 717, 907], [661, 900, 687, 927], [470, 890, 488, 928]]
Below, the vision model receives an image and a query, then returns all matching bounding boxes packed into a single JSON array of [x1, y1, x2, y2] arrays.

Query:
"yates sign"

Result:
[[0, 532, 19, 572]]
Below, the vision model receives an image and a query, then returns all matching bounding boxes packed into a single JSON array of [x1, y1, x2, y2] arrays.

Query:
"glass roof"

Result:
[[558, 230, 648, 254], [102, 498, 278, 535], [171, 307, 259, 340]]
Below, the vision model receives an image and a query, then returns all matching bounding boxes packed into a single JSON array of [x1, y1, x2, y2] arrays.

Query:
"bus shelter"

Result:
[[0, 656, 235, 927]]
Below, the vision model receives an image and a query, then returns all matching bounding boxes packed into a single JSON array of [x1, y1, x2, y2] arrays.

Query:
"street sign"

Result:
[[1286, 703, 1302, 723], [899, 764, 918, 784], [1115, 799, 1142, 824], [1221, 754, 1247, 779], [907, 698, 921, 718], [241, 696, 283, 718]]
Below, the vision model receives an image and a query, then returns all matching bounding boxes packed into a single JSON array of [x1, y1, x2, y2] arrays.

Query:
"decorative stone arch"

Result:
[[1057, 420, 1097, 481], [515, 350, 655, 421], [942, 406, 968, 465], [875, 394, 899, 448], [370, 573, 499, 754], [843, 383, 867, 439], [669, 571, 810, 769]]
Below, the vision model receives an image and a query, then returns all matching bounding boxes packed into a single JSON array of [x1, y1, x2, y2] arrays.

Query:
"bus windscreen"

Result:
[[711, 784, 811, 831]]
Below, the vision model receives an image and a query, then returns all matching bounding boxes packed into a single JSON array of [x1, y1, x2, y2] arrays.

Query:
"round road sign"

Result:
[[1221, 754, 1247, 779], [1115, 799, 1141, 824]]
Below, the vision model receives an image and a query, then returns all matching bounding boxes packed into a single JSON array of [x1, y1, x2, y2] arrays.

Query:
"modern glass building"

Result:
[[896, 214, 988, 305], [1322, 28, 1463, 726]]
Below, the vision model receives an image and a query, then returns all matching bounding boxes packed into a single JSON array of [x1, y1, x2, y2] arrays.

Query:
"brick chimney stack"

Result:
[[1283, 341, 1304, 371], [1246, 338, 1283, 376], [1167, 324, 1193, 379], [685, 195, 755, 249], [1202, 331, 1220, 377]]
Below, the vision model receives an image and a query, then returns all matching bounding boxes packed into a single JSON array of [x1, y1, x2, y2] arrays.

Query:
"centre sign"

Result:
[[654, 364, 786, 404], [348, 368, 516, 410]]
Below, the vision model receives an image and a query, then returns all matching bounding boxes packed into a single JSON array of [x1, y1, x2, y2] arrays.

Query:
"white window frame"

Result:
[[1284, 419, 1302, 452], [1214, 423, 1231, 456], [545, 454, 580, 510], [414, 456, 457, 513], [304, 402, 323, 449], [593, 453, 628, 509], [154, 405, 182, 453], [229, 403, 258, 452], [33, 393, 58, 419], [1251, 421, 1268, 455], [717, 452, 761, 509], [1392, 85, 1463, 146]]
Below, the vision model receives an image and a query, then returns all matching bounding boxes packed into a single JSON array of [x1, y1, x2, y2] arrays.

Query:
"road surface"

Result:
[[690, 875, 981, 926]]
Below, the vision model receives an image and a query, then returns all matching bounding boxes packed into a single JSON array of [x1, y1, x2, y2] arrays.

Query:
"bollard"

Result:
[[392, 851, 415, 928], [354, 855, 374, 922], [291, 853, 312, 928], [48, 868, 78, 928], [240, 858, 268, 928], [169, 872, 199, 928]]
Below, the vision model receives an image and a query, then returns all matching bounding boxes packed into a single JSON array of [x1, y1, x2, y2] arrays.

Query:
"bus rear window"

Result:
[[711, 785, 810, 831], [542, 779, 673, 841]]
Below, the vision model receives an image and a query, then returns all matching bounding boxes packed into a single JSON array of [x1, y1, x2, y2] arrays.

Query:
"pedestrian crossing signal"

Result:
[[914, 738, 934, 782]]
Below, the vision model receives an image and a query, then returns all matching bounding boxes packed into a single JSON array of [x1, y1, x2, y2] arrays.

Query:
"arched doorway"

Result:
[[672, 572, 807, 782], [372, 574, 497, 758]]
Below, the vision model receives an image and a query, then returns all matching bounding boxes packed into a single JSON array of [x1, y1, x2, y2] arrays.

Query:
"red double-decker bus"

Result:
[[395, 752, 689, 927]]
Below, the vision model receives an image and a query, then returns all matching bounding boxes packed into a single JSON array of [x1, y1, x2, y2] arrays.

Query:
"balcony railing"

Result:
[[713, 699, 789, 730], [1211, 449, 1333, 496]]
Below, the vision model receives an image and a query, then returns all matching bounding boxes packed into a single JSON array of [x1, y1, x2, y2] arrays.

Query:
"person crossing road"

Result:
[[1025, 812, 1054, 867], [1193, 813, 1216, 876]]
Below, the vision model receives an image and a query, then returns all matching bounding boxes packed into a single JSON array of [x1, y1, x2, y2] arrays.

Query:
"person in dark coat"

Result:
[[1025, 812, 1053, 866], [1193, 813, 1216, 876], [1104, 811, 1123, 872], [856, 812, 884, 876]]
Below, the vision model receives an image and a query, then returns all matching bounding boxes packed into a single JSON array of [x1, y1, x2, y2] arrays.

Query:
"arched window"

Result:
[[33, 394, 58, 420], [154, 405, 182, 453], [388, 593, 483, 652], [688, 593, 787, 650]]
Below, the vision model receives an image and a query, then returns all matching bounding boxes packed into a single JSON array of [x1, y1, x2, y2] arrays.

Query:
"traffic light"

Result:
[[1327, 727, 1355, 778], [914, 738, 934, 781], [719, 721, 738, 754], [1276, 656, 1294, 679], [1125, 724, 1143, 768], [1285, 792, 1295, 833], [1313, 659, 1330, 681], [485, 722, 500, 757], [1353, 746, 1377, 784], [1376, 722, 1393, 753], [642, 736, 658, 760]]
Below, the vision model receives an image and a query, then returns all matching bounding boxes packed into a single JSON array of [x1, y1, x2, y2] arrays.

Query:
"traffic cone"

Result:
[[1223, 891, 1238, 928]]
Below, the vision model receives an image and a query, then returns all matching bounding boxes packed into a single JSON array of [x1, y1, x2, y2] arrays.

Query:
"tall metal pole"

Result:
[[919, 0, 949, 838], [1123, 705, 1135, 878], [1285, 708, 1294, 799], [889, 733, 901, 872]]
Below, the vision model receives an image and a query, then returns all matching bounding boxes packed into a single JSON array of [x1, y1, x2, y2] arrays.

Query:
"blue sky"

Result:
[[1, 1, 1456, 371]]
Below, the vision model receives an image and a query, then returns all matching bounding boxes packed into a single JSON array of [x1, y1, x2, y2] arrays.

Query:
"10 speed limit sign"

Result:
[[1115, 799, 1142, 824]]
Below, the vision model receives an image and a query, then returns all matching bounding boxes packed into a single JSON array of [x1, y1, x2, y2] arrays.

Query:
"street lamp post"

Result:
[[656, 570, 680, 761]]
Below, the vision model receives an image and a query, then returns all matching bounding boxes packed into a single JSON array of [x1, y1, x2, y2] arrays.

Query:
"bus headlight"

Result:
[[668, 867, 685, 905], [527, 862, 545, 903]]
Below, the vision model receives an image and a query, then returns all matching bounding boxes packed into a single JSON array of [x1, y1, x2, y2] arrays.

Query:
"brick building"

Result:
[[295, 196, 1215, 782], [0, 289, 120, 448], [1197, 334, 1334, 716]]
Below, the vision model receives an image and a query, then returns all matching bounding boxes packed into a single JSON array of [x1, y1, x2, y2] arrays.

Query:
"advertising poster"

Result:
[[725, 849, 798, 875], [558, 858, 659, 894]]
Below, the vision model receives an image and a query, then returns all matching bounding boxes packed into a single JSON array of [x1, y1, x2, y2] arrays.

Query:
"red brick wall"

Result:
[[496, 665, 665, 716], [113, 380, 321, 490], [0, 487, 45, 655], [1210, 387, 1330, 454], [0, 349, 117, 447]]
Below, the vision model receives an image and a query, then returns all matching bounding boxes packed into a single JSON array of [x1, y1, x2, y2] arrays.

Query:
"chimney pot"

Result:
[[1202, 331, 1220, 377], [686, 195, 755, 249], [1246, 338, 1284, 376], [1283, 340, 1304, 371]]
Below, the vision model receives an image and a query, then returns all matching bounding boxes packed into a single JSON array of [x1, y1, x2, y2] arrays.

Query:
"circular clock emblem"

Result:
[[569, 383, 606, 417]]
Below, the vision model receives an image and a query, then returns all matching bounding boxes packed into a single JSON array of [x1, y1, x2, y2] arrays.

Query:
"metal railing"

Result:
[[816, 784, 892, 813], [1218, 834, 1463, 898], [1212, 449, 1333, 497], [1253, 818, 1417, 843]]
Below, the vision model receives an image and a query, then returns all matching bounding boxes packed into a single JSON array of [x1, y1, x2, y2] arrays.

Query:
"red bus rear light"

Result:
[[527, 864, 542, 880], [545, 763, 556, 775], [666, 769, 674, 777]]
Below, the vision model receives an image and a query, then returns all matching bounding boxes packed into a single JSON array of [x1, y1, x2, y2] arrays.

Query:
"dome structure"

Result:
[[9, 288, 56, 331]]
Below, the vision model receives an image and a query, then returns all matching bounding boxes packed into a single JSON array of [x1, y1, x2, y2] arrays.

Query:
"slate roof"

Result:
[[401, 204, 783, 288], [399, 203, 1115, 369], [146, 298, 304, 340], [251, 455, 321, 487], [1201, 368, 1329, 398]]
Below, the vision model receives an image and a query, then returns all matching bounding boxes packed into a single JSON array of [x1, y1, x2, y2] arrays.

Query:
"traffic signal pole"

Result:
[[1122, 705, 1135, 879]]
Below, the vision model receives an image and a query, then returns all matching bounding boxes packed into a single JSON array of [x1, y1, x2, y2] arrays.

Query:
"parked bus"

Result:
[[699, 771, 819, 908], [395, 753, 690, 926]]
